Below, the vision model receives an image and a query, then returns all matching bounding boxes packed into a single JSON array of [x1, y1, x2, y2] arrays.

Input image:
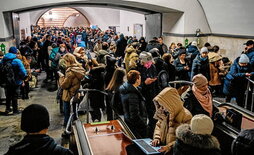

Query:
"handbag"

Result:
[[225, 108, 242, 130]]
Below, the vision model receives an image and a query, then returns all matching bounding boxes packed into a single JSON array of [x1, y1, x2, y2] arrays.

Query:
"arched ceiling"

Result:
[[37, 7, 90, 27]]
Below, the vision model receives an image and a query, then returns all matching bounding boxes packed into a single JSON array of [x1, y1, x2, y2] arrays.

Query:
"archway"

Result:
[[37, 7, 90, 27]]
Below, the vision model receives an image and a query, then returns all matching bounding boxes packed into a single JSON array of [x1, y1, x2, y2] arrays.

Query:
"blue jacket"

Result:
[[246, 48, 254, 68], [1, 53, 27, 86], [223, 57, 253, 95], [191, 54, 210, 81], [49, 47, 60, 69]]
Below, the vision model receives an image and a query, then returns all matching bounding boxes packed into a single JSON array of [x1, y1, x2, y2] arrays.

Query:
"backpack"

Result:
[[157, 70, 169, 91], [0, 59, 16, 88]]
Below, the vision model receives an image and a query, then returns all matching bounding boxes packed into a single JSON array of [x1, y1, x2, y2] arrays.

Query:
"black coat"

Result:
[[119, 82, 148, 138], [5, 134, 73, 155], [184, 90, 218, 118], [173, 124, 221, 155], [173, 58, 190, 81], [191, 54, 210, 81]]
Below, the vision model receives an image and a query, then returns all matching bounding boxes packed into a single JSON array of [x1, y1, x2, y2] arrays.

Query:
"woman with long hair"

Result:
[[105, 68, 126, 120], [59, 53, 85, 127]]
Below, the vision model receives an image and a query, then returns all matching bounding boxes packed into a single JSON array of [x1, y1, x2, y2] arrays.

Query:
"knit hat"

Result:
[[139, 51, 153, 63], [191, 41, 197, 46], [9, 46, 18, 54], [190, 114, 214, 135], [192, 74, 208, 88], [21, 104, 50, 133], [200, 47, 208, 54], [239, 54, 250, 63]]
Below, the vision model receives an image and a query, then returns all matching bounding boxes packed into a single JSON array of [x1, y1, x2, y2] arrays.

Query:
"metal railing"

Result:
[[245, 77, 254, 112]]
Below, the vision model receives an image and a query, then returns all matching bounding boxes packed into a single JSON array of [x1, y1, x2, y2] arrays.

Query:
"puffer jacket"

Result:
[[223, 57, 253, 96], [153, 87, 192, 152], [1, 53, 27, 86], [191, 54, 210, 81], [209, 63, 222, 86], [60, 64, 85, 102], [49, 47, 60, 69], [173, 124, 221, 155], [119, 82, 148, 138]]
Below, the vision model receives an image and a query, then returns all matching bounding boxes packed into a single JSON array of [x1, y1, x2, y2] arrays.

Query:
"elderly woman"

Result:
[[184, 74, 218, 118], [152, 87, 192, 154], [59, 53, 85, 127]]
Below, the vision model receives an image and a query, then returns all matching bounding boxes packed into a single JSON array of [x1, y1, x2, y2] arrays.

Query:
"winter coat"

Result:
[[119, 82, 148, 138], [5, 134, 73, 155], [165, 61, 176, 82], [173, 58, 190, 81], [173, 124, 221, 155], [124, 47, 136, 71], [49, 47, 60, 69], [1, 53, 27, 86], [146, 40, 163, 55], [191, 54, 210, 81], [223, 57, 253, 96], [209, 63, 222, 86], [184, 90, 218, 118], [60, 64, 85, 102], [115, 35, 127, 57], [153, 88, 192, 152], [245, 48, 254, 69]]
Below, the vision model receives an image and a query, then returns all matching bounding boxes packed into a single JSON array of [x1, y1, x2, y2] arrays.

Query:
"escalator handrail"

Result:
[[74, 120, 93, 155], [213, 100, 254, 118]]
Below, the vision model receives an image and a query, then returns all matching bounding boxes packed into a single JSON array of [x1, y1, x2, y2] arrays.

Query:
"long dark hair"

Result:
[[106, 68, 126, 91]]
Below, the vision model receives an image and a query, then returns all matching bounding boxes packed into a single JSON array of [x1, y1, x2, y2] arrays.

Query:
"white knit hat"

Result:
[[191, 41, 197, 46], [190, 114, 214, 135]]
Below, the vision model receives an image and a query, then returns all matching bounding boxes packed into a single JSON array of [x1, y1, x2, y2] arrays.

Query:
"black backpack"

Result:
[[157, 70, 169, 91], [0, 59, 16, 88]]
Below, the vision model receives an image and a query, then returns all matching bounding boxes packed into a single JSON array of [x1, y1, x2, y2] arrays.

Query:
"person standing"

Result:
[[119, 70, 148, 138], [1, 47, 27, 114]]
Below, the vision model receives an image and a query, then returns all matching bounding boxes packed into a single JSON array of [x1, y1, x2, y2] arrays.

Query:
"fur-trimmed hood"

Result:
[[176, 124, 220, 149]]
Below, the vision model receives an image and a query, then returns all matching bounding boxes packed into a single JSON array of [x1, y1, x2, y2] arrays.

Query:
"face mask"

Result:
[[60, 48, 65, 52], [144, 61, 153, 69]]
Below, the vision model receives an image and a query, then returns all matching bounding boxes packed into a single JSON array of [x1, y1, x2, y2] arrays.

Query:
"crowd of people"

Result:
[[1, 26, 254, 154]]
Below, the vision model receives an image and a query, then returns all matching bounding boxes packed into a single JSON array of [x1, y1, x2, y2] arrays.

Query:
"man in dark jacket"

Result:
[[243, 40, 254, 69], [42, 34, 52, 82], [191, 47, 210, 80], [1, 47, 27, 114], [5, 104, 73, 155], [146, 37, 163, 55], [223, 54, 253, 107]]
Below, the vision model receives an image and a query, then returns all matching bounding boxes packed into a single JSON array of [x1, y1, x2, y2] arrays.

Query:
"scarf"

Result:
[[192, 85, 213, 117]]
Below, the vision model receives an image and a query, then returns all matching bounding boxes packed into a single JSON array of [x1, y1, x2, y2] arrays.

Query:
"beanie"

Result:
[[192, 74, 208, 88], [239, 54, 250, 63], [190, 114, 214, 135], [21, 104, 50, 133], [200, 47, 208, 54], [9, 46, 18, 54], [191, 41, 197, 46], [139, 51, 153, 63]]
